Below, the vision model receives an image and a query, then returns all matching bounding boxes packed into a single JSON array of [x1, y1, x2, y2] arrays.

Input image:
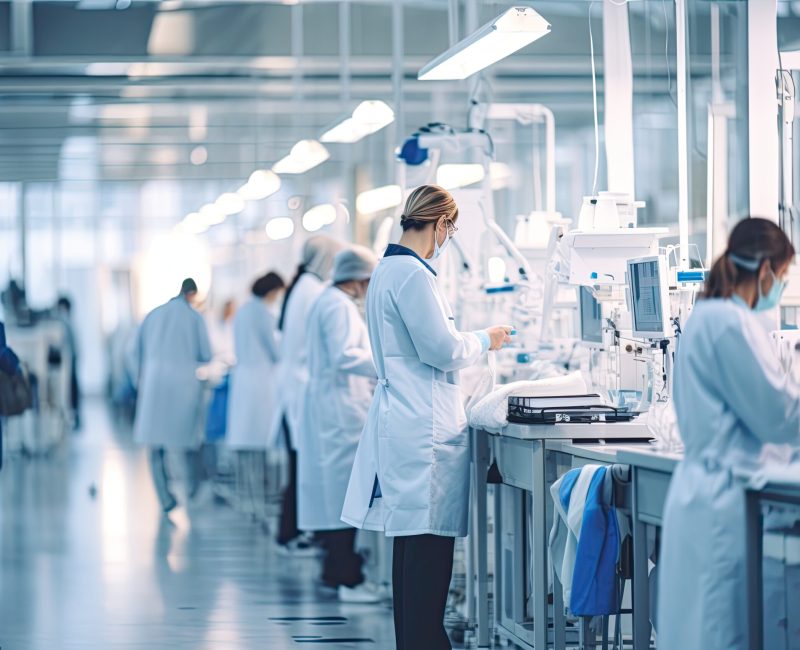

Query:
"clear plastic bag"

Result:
[[465, 352, 497, 418], [646, 399, 684, 453]]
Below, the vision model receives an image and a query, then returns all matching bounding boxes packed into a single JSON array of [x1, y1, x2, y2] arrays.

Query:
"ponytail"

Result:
[[277, 263, 305, 331], [705, 254, 743, 299], [703, 217, 795, 299]]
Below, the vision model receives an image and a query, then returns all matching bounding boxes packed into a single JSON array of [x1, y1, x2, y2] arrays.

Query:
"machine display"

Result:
[[627, 255, 672, 340], [579, 286, 603, 344]]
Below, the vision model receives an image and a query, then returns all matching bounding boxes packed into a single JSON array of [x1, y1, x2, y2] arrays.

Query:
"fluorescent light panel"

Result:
[[272, 140, 330, 174], [356, 185, 403, 214], [302, 204, 338, 232], [238, 170, 281, 201], [436, 164, 485, 190], [321, 101, 394, 144], [418, 7, 550, 81]]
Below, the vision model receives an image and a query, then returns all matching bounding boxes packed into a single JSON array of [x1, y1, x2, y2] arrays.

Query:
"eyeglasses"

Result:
[[444, 219, 459, 237]]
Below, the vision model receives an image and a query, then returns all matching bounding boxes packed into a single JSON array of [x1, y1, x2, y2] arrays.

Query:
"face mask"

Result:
[[754, 269, 786, 312], [429, 224, 451, 260]]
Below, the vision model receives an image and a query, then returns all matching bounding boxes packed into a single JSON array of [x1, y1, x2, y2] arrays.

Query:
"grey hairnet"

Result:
[[333, 245, 379, 284], [302, 235, 345, 281]]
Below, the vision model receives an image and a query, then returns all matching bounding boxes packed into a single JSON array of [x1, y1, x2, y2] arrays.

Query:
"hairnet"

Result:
[[332, 245, 378, 284], [302, 235, 345, 281]]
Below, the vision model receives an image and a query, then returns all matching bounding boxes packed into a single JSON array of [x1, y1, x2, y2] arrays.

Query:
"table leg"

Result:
[[631, 468, 651, 650], [474, 430, 490, 647], [552, 566, 566, 650], [532, 442, 549, 650], [745, 490, 764, 650]]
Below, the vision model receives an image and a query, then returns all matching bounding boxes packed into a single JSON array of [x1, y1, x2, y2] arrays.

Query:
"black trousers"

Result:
[[316, 528, 364, 588], [393, 534, 455, 650], [277, 419, 299, 545]]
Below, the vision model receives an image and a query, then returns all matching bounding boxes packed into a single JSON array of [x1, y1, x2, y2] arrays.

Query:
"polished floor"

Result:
[[0, 402, 398, 649]]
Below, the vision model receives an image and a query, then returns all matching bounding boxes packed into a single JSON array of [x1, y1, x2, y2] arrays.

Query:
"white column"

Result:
[[602, 0, 635, 196], [748, 0, 779, 221]]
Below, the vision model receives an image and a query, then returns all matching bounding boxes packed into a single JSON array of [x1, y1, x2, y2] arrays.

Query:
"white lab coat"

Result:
[[226, 298, 280, 450], [659, 297, 800, 650], [267, 273, 326, 449], [341, 249, 485, 537], [133, 297, 212, 450], [297, 287, 376, 531]]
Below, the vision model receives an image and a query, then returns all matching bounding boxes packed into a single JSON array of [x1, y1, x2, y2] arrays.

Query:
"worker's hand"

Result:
[[486, 325, 514, 351]]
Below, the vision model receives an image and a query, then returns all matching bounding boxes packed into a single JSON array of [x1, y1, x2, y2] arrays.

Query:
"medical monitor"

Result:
[[579, 286, 603, 344], [627, 255, 672, 340]]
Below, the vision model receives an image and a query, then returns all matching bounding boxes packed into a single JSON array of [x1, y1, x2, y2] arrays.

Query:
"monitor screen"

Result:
[[629, 258, 665, 335], [579, 287, 603, 344]]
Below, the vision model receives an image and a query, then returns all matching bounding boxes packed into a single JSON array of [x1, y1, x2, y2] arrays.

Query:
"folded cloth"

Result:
[[467, 371, 588, 433]]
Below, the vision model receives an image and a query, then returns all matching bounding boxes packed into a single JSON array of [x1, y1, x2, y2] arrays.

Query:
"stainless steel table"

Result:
[[744, 480, 800, 650], [473, 420, 652, 650], [616, 447, 682, 649]]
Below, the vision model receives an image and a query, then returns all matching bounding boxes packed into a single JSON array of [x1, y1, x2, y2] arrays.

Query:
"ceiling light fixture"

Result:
[[238, 170, 281, 201], [436, 163, 486, 190], [265, 217, 295, 241], [321, 100, 395, 144], [215, 193, 246, 216], [418, 7, 550, 81], [356, 185, 403, 215], [199, 203, 226, 225], [181, 212, 209, 235], [272, 140, 330, 175], [302, 204, 338, 232], [190, 145, 208, 166]]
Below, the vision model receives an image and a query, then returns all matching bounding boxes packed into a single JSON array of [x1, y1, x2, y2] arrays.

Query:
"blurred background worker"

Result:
[[298, 246, 380, 603], [55, 295, 81, 430], [227, 271, 284, 526], [132, 278, 212, 514], [270, 235, 344, 555]]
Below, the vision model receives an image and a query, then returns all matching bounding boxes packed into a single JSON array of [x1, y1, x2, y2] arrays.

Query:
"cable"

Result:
[[588, 1, 600, 197], [662, 0, 676, 107]]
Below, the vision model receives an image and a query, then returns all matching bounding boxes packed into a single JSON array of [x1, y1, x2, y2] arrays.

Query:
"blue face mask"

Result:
[[754, 269, 786, 312]]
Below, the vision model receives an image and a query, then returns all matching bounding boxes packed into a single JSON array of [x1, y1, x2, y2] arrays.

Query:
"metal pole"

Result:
[[675, 0, 690, 270], [339, 0, 351, 105], [448, 0, 460, 48], [391, 2, 405, 171], [18, 183, 27, 291]]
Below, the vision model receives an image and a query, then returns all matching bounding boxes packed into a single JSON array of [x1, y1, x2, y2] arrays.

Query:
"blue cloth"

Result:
[[383, 243, 437, 276], [205, 374, 229, 442], [570, 466, 621, 616]]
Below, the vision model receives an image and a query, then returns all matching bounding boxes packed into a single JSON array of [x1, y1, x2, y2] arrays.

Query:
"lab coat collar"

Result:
[[384, 243, 437, 276]]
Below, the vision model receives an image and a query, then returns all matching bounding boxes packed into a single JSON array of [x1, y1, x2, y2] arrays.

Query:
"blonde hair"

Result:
[[400, 185, 458, 231]]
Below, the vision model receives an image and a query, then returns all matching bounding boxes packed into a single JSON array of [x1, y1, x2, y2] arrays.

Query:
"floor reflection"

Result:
[[0, 401, 395, 649]]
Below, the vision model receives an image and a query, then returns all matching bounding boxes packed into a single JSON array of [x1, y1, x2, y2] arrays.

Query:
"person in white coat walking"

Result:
[[133, 278, 212, 513], [271, 235, 344, 553], [227, 272, 284, 522], [298, 245, 380, 603], [341, 185, 512, 649], [659, 217, 800, 650]]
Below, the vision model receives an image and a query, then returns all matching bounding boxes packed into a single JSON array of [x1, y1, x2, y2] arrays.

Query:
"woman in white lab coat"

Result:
[[227, 272, 284, 520], [133, 278, 212, 513], [298, 246, 380, 603], [341, 185, 511, 649], [659, 218, 800, 650], [270, 234, 344, 552]]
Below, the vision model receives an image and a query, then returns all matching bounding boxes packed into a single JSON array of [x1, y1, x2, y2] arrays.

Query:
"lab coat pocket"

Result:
[[432, 380, 468, 447]]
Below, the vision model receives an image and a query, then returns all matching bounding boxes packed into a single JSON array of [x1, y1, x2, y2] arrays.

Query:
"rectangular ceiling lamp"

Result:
[[418, 7, 550, 81], [272, 140, 330, 175], [321, 101, 395, 144]]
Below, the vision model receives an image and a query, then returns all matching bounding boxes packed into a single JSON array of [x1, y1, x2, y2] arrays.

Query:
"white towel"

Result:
[[467, 371, 588, 433]]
